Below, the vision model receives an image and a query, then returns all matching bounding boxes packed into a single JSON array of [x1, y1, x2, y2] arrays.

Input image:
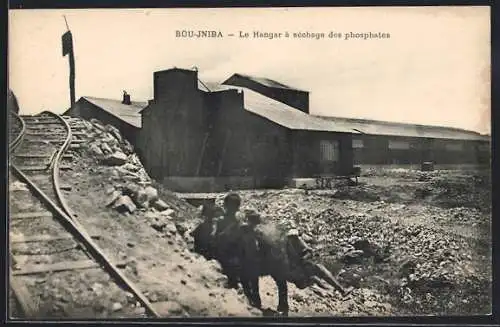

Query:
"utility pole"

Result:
[[62, 16, 76, 107]]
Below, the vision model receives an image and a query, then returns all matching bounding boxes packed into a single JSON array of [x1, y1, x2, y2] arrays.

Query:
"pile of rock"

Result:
[[68, 117, 151, 184], [236, 191, 482, 294], [87, 118, 134, 156], [102, 180, 194, 243], [307, 210, 480, 291], [105, 183, 169, 214], [434, 207, 487, 227], [66, 117, 199, 240]]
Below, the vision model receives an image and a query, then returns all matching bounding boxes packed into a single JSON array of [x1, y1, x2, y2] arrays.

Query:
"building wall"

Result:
[[291, 130, 354, 177], [67, 99, 139, 147], [138, 69, 206, 180], [351, 134, 489, 166], [202, 89, 291, 188], [224, 75, 309, 113], [139, 72, 294, 190]]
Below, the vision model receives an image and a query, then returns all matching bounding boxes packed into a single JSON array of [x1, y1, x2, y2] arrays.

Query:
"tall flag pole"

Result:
[[62, 16, 76, 107]]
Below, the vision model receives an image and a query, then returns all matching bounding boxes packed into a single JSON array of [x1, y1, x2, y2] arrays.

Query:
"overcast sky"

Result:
[[9, 7, 490, 134]]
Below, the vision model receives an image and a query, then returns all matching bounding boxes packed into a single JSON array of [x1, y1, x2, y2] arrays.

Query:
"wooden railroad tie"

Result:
[[69, 144, 81, 149], [12, 259, 127, 276], [11, 211, 53, 220], [16, 165, 72, 171], [25, 132, 67, 136], [24, 120, 60, 125], [21, 175, 47, 181], [26, 126, 65, 131], [70, 139, 86, 144], [9, 268, 38, 318], [15, 166, 47, 172], [10, 233, 100, 244], [15, 153, 74, 160], [23, 140, 65, 145], [71, 132, 87, 137]]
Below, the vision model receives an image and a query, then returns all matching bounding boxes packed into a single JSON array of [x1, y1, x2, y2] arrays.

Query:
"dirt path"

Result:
[[59, 156, 262, 317]]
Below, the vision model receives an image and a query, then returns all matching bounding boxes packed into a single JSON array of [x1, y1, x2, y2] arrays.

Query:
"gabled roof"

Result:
[[81, 96, 147, 128], [224, 73, 307, 92], [218, 84, 359, 133]]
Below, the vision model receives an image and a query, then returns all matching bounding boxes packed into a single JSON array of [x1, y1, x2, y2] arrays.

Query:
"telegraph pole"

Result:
[[62, 16, 76, 107]]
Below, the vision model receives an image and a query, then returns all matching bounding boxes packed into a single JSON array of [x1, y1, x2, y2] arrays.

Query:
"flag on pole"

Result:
[[62, 30, 73, 57]]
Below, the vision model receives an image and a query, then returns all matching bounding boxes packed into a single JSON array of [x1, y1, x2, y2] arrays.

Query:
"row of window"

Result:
[[319, 139, 489, 163], [351, 139, 481, 151]]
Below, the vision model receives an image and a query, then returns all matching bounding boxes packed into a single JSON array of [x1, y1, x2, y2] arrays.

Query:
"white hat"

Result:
[[287, 229, 299, 236]]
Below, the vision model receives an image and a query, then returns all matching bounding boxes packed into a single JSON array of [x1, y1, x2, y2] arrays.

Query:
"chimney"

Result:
[[122, 90, 131, 105]]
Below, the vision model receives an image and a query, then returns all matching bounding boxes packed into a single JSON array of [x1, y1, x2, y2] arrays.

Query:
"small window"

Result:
[[388, 140, 410, 150], [320, 140, 340, 162], [352, 139, 364, 148], [445, 143, 463, 151]]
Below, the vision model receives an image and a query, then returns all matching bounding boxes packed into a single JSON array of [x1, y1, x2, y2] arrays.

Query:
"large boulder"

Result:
[[135, 188, 149, 208], [113, 195, 137, 213], [121, 182, 149, 208], [89, 144, 104, 156], [105, 190, 122, 207], [103, 151, 128, 166], [90, 118, 106, 131], [144, 186, 159, 203], [105, 124, 123, 143], [123, 139, 134, 154], [122, 182, 140, 196], [122, 163, 140, 172], [153, 199, 170, 211]]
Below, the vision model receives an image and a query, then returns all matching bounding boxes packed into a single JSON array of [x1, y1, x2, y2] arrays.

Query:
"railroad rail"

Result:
[[8, 111, 160, 318]]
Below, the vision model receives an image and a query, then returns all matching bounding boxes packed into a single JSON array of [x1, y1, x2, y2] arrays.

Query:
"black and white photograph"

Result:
[[7, 6, 492, 319]]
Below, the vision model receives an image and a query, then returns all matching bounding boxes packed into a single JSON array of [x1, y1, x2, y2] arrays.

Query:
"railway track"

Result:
[[8, 111, 160, 319]]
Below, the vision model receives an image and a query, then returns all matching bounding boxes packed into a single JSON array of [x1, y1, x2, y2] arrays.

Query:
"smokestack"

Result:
[[122, 90, 131, 105]]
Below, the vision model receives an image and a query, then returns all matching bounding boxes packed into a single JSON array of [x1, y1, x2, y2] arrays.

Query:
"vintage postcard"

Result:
[[7, 6, 491, 319]]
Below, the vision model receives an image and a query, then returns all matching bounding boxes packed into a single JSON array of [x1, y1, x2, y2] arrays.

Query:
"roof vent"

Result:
[[122, 90, 131, 105]]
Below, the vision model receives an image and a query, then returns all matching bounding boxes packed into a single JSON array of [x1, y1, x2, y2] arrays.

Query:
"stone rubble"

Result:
[[65, 116, 185, 233]]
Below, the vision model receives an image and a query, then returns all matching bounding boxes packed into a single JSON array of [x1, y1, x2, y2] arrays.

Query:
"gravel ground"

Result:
[[58, 155, 262, 317], [228, 169, 491, 316]]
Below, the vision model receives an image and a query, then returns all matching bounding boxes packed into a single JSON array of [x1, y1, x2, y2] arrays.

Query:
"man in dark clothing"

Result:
[[190, 203, 224, 260], [238, 209, 265, 308], [213, 192, 244, 289]]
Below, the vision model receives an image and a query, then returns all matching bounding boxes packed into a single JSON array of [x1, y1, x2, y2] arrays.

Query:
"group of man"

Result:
[[191, 192, 353, 296]]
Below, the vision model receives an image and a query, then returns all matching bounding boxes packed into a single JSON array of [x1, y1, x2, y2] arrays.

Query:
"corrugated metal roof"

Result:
[[199, 80, 350, 132], [214, 84, 487, 140], [82, 96, 147, 128], [229, 73, 307, 92], [314, 115, 489, 141], [225, 86, 359, 133]]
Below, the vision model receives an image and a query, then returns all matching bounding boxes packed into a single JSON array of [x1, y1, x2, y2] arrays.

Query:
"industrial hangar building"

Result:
[[65, 67, 490, 192]]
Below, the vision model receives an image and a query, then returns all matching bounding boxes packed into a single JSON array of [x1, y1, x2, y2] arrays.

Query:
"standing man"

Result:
[[190, 203, 224, 260], [213, 192, 244, 289]]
